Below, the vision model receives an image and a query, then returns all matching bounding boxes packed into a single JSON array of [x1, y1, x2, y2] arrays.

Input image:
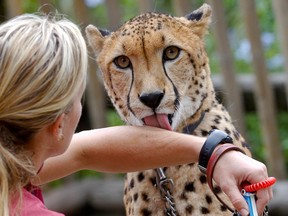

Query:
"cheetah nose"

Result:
[[139, 91, 164, 109]]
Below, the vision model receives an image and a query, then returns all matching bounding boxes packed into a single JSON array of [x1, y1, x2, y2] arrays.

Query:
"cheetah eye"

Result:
[[113, 55, 131, 69], [163, 46, 180, 61]]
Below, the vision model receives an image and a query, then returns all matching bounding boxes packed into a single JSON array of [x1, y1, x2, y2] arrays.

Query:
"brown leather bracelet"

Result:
[[206, 144, 246, 212]]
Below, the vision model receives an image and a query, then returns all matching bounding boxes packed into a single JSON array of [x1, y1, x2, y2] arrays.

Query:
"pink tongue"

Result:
[[143, 114, 172, 131]]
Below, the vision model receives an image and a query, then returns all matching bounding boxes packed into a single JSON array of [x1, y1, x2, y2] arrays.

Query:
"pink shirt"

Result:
[[11, 186, 64, 216]]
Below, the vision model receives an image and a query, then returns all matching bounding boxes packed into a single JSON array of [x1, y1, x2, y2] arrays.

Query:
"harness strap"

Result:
[[182, 112, 205, 134]]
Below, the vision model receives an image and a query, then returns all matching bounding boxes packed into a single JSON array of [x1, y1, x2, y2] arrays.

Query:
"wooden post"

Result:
[[105, 0, 122, 30], [171, 0, 192, 16], [271, 0, 288, 109], [4, 0, 22, 18], [208, 0, 246, 135], [137, 0, 154, 13], [73, 0, 107, 129], [239, 0, 286, 179]]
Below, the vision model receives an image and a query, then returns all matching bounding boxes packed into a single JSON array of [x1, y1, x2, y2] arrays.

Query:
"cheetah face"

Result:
[[86, 4, 212, 131], [107, 42, 194, 131]]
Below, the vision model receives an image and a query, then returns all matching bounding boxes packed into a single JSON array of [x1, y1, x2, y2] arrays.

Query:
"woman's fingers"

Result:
[[255, 187, 273, 215], [219, 181, 248, 215], [212, 150, 273, 215]]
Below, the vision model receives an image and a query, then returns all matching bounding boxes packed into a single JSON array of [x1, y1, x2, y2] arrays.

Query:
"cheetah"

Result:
[[86, 3, 252, 216]]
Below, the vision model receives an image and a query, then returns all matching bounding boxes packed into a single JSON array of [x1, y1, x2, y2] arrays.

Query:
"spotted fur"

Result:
[[86, 3, 251, 215]]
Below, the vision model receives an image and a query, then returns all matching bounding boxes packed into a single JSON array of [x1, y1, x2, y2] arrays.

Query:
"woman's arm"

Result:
[[33, 126, 205, 184]]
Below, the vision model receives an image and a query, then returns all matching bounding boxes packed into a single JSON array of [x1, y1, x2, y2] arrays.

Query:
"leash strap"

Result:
[[206, 144, 246, 212], [182, 112, 205, 134]]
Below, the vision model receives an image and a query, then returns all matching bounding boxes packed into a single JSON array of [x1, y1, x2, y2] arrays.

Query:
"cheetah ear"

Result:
[[85, 24, 110, 55], [185, 3, 212, 38]]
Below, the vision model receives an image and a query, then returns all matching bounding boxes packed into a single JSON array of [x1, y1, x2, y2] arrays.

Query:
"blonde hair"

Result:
[[0, 13, 87, 215]]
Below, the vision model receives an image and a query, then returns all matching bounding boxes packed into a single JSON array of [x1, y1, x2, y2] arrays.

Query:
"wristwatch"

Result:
[[198, 129, 233, 174]]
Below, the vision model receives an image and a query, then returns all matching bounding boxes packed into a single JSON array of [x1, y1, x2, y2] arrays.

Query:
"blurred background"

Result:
[[1, 0, 287, 215]]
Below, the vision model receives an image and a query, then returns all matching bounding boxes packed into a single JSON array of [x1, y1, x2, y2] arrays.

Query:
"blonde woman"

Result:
[[0, 13, 86, 216], [0, 14, 272, 216]]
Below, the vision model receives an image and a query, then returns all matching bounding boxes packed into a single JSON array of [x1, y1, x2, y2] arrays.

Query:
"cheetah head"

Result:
[[86, 4, 214, 131]]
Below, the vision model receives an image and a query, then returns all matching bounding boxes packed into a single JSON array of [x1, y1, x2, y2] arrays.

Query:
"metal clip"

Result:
[[156, 168, 177, 216], [241, 189, 258, 216]]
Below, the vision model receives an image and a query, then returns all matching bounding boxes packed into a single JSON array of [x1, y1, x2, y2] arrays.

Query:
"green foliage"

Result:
[[204, 33, 220, 74], [22, 0, 41, 12], [245, 113, 265, 161], [277, 113, 288, 171], [75, 170, 103, 179], [246, 112, 288, 173], [86, 1, 109, 28], [107, 109, 124, 126], [22, 0, 61, 13], [119, 0, 139, 22]]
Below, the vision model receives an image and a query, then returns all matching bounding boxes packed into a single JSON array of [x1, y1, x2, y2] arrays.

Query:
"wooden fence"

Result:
[[2, 0, 287, 184]]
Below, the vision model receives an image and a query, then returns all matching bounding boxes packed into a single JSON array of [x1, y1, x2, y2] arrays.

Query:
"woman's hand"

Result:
[[212, 150, 273, 216]]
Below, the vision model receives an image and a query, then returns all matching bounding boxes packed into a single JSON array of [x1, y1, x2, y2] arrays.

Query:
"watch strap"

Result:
[[198, 129, 233, 174]]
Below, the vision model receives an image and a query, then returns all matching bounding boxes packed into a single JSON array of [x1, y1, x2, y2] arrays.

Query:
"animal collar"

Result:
[[182, 111, 206, 134]]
